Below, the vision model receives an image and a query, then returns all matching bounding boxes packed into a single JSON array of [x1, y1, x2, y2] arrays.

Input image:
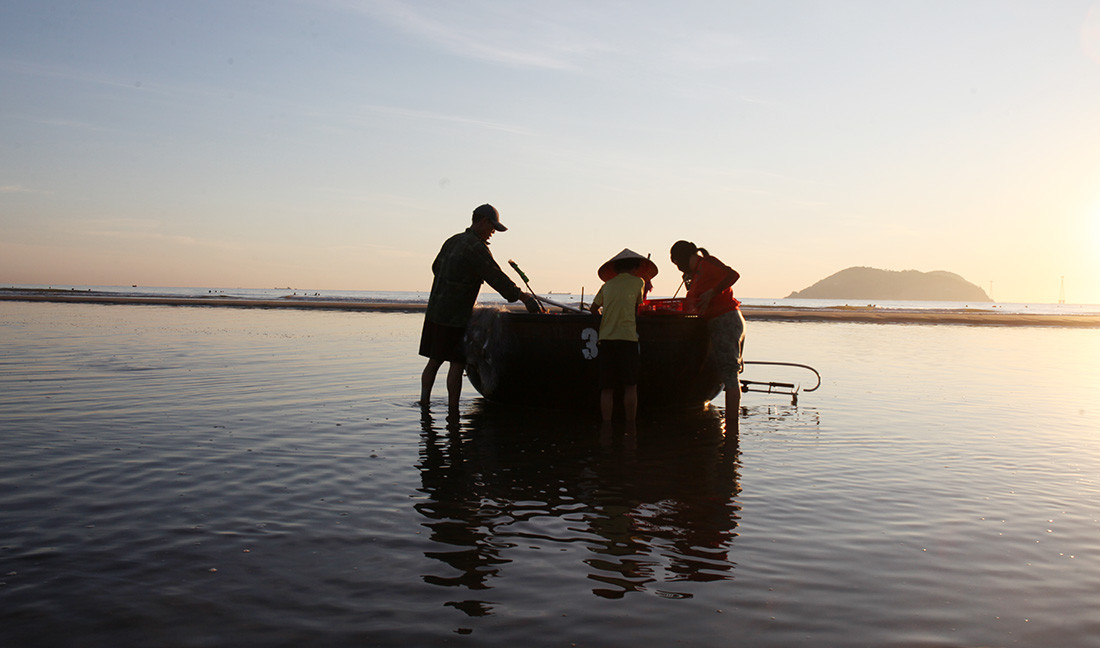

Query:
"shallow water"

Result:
[[2, 301, 1099, 647]]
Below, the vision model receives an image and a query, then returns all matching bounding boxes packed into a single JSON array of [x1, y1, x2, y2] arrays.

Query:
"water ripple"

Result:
[[4, 303, 1100, 647]]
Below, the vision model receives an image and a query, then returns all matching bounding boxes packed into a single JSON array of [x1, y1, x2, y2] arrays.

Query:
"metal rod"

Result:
[[534, 295, 586, 314], [742, 361, 821, 392], [671, 278, 685, 299]]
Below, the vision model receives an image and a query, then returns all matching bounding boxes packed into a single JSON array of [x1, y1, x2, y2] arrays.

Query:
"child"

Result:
[[589, 249, 659, 424]]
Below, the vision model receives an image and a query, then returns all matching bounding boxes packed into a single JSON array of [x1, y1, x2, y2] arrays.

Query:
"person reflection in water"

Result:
[[416, 404, 742, 606], [670, 240, 746, 434], [418, 204, 539, 414]]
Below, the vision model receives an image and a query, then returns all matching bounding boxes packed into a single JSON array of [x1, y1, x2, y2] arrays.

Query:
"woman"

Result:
[[670, 240, 746, 431]]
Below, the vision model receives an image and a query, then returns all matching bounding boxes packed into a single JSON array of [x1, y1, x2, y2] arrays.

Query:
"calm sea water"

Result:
[[2, 301, 1099, 647]]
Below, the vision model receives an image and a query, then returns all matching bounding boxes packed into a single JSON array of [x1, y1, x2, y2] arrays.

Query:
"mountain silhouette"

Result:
[[787, 267, 992, 302]]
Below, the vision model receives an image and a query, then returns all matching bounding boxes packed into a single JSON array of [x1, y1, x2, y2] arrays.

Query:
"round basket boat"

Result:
[[464, 304, 721, 411]]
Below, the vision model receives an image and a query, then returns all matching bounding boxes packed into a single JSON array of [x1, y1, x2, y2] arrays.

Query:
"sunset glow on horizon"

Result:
[[2, 1, 1100, 304]]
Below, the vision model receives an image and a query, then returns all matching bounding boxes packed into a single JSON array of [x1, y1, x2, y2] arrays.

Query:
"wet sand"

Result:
[[3, 289, 1098, 327], [0, 290, 427, 313]]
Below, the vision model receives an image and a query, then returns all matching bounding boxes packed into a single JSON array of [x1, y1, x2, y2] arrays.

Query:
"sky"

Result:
[[2, 1, 1100, 303]]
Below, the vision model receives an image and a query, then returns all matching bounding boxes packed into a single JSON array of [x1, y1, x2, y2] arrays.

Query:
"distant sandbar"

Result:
[[2, 289, 1097, 328]]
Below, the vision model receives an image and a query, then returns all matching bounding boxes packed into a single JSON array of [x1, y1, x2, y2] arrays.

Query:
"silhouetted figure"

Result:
[[419, 204, 539, 412], [670, 240, 745, 433], [589, 249, 658, 428]]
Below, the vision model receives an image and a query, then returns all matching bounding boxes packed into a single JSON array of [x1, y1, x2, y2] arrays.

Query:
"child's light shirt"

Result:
[[592, 273, 644, 341]]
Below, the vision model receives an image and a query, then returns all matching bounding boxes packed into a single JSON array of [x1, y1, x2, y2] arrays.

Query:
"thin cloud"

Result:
[[3, 111, 108, 132], [302, 102, 536, 137], [1, 184, 39, 194], [0, 57, 259, 111], [355, 103, 535, 135], [333, 242, 420, 259], [659, 30, 767, 70], [313, 1, 770, 89], [1085, 5, 1100, 65], [0, 58, 136, 90], [67, 219, 242, 251], [326, 0, 614, 70]]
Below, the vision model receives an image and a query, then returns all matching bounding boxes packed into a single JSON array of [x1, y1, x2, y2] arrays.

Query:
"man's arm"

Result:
[[471, 246, 542, 311], [468, 243, 521, 301]]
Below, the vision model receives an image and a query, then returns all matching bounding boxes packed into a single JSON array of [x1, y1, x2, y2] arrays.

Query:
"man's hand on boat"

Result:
[[520, 293, 542, 313]]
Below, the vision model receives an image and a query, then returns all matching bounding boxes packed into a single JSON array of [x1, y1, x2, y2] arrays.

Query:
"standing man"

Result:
[[419, 204, 539, 411]]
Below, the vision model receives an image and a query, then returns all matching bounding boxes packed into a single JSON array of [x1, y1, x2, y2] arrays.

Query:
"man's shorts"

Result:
[[597, 340, 640, 389], [418, 319, 467, 363]]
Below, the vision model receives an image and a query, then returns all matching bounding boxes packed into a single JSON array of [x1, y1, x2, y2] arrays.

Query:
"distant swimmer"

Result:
[[418, 204, 540, 413]]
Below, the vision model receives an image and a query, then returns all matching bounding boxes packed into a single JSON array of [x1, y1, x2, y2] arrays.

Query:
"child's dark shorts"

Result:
[[598, 340, 640, 388]]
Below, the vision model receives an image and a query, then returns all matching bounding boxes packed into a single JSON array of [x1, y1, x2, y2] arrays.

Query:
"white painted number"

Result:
[[581, 327, 599, 360]]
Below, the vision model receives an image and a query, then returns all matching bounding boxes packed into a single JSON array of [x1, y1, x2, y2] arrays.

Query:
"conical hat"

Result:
[[597, 248, 659, 281]]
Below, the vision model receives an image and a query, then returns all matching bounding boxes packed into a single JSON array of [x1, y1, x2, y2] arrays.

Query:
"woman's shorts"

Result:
[[707, 309, 746, 389], [418, 319, 467, 363], [598, 340, 641, 388]]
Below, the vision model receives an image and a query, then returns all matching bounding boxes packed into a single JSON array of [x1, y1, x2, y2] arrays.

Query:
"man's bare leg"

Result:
[[446, 361, 465, 411], [420, 357, 444, 405]]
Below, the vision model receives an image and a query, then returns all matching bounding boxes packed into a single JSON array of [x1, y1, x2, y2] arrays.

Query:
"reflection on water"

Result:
[[416, 403, 742, 611], [5, 301, 1100, 647]]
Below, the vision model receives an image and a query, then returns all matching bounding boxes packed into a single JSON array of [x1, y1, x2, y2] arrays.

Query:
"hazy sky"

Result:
[[3, 1, 1099, 303]]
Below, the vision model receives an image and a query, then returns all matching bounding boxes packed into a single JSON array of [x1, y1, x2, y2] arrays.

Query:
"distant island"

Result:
[[787, 267, 992, 302]]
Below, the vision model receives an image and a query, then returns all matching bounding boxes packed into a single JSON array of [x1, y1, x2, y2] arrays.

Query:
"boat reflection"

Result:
[[416, 402, 742, 615]]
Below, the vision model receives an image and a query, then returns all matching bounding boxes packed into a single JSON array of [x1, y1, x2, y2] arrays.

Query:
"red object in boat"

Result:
[[639, 298, 686, 313]]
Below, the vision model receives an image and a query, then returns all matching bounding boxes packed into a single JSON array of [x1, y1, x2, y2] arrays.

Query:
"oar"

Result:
[[508, 259, 545, 313]]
